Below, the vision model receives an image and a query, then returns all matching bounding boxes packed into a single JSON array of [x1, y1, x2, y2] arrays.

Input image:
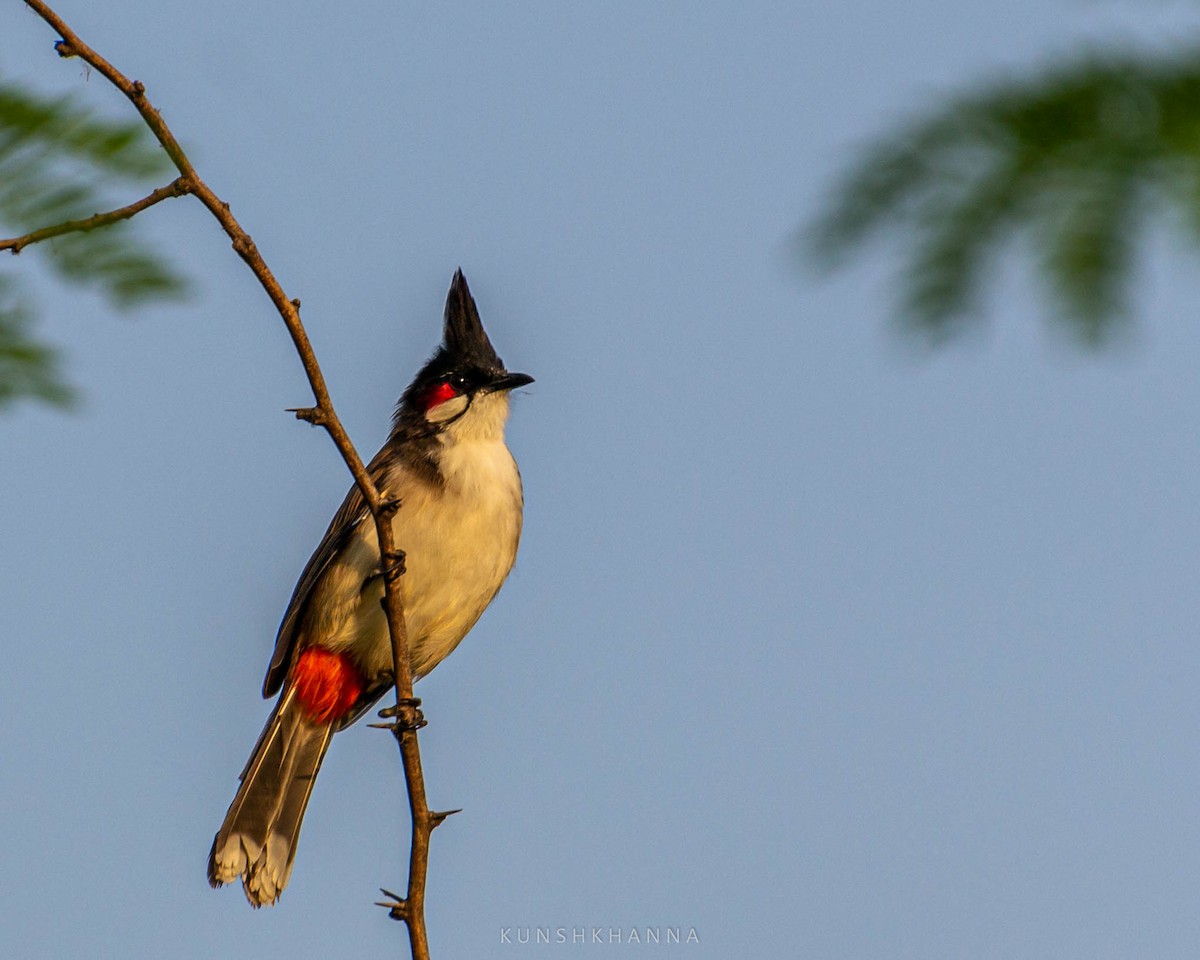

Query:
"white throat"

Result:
[[435, 389, 512, 444]]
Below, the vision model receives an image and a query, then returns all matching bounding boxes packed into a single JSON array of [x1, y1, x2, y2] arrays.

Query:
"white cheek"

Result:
[[446, 391, 511, 442], [425, 394, 469, 423]]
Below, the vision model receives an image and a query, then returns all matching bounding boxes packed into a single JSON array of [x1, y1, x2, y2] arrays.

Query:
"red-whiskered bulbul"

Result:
[[208, 270, 532, 907]]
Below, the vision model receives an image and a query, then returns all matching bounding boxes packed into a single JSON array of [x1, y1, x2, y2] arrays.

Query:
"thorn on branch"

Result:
[[378, 497, 402, 518], [431, 808, 462, 829], [131, 80, 146, 97], [287, 405, 327, 426], [375, 888, 410, 922], [290, 297, 301, 311], [53, 39, 75, 58]]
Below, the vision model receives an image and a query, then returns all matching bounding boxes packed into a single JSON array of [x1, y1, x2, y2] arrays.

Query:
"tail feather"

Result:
[[208, 689, 334, 907]]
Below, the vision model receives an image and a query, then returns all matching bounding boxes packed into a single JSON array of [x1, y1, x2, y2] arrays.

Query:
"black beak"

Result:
[[487, 372, 534, 393]]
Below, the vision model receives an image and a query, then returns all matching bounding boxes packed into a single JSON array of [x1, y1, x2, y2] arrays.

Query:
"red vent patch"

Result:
[[292, 648, 364, 722]]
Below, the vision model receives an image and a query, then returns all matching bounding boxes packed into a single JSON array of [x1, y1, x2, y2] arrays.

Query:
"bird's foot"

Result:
[[370, 697, 426, 732], [383, 548, 407, 583]]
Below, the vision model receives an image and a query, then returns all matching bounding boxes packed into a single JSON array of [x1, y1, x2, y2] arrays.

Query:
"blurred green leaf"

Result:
[[0, 83, 170, 179], [809, 48, 1200, 345], [0, 273, 73, 408], [0, 78, 189, 408]]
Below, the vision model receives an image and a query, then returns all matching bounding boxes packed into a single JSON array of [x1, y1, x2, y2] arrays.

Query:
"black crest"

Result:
[[442, 269, 504, 371]]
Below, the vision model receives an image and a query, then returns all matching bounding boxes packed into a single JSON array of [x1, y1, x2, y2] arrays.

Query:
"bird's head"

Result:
[[396, 269, 533, 440]]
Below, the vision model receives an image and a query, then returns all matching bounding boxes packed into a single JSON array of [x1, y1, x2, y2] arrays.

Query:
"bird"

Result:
[[208, 269, 532, 907]]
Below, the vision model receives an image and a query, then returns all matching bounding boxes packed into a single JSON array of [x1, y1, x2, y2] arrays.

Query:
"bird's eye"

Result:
[[449, 374, 471, 392]]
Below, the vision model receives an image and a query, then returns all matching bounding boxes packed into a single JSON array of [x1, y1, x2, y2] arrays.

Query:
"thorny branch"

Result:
[[15, 2, 441, 957]]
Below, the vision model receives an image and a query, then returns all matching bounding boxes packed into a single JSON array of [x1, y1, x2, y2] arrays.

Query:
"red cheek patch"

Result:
[[421, 381, 458, 411], [292, 648, 365, 722]]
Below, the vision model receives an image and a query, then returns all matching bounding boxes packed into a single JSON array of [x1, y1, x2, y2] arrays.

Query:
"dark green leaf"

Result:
[[809, 48, 1200, 344], [0, 274, 74, 409]]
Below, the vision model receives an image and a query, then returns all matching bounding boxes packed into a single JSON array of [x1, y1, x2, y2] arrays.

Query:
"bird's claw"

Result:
[[378, 497, 402, 517], [383, 548, 407, 582], [370, 697, 426, 732]]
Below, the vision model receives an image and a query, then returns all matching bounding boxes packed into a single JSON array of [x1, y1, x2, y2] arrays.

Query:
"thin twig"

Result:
[[0, 177, 189, 253], [19, 2, 438, 956]]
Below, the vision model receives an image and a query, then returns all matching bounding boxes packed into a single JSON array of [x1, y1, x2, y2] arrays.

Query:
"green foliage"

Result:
[[808, 49, 1200, 344], [0, 79, 188, 408], [0, 273, 72, 407]]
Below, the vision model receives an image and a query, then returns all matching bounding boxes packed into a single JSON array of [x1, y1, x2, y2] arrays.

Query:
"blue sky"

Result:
[[3, 2, 1200, 958]]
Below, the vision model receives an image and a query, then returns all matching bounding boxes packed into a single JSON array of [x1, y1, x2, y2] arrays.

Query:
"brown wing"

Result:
[[261, 485, 367, 698], [261, 451, 386, 698]]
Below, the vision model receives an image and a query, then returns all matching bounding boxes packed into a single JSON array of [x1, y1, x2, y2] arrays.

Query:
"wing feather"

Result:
[[262, 449, 384, 697]]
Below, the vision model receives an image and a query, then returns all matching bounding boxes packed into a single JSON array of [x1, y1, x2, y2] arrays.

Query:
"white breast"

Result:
[[320, 399, 524, 680]]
